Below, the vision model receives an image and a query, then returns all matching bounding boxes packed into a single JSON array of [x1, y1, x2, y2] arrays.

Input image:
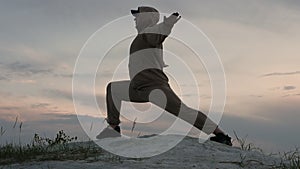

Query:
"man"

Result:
[[97, 6, 232, 146]]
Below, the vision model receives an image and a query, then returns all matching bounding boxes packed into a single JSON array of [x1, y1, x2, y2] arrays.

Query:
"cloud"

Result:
[[261, 71, 300, 77], [42, 89, 106, 108], [43, 89, 73, 101], [9, 61, 51, 74], [282, 93, 300, 98], [0, 61, 53, 81], [0, 91, 12, 97], [30, 103, 51, 109], [0, 60, 73, 82], [0, 106, 20, 111], [269, 87, 281, 91], [0, 75, 8, 81], [53, 73, 73, 78], [283, 86, 296, 90], [282, 94, 291, 98], [249, 94, 263, 98]]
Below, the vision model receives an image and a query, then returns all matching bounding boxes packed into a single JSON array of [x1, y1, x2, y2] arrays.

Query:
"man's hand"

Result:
[[164, 12, 181, 25]]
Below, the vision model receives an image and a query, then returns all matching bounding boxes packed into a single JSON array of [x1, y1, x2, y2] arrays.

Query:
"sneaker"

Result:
[[210, 133, 232, 146], [96, 126, 121, 139]]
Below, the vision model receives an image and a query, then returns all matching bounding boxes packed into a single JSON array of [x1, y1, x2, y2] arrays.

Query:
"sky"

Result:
[[0, 0, 300, 153]]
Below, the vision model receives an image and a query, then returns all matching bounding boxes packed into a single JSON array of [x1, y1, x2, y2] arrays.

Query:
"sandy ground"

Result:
[[2, 135, 281, 169]]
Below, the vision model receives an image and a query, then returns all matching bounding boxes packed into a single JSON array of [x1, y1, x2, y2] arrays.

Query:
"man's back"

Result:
[[129, 33, 165, 80]]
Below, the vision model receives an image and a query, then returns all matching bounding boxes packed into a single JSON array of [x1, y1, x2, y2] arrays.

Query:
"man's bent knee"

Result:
[[106, 82, 112, 93]]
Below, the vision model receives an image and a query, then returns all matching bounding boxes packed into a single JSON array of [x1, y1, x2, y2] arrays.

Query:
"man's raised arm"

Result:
[[142, 12, 181, 46]]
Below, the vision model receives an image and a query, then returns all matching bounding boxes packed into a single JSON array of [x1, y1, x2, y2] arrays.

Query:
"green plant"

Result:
[[272, 149, 300, 169], [33, 130, 77, 147], [233, 130, 262, 152], [0, 126, 6, 136], [0, 130, 79, 165], [0, 126, 6, 144]]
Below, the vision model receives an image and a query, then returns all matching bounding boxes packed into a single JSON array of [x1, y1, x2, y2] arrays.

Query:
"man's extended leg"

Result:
[[147, 84, 232, 145], [147, 84, 217, 135]]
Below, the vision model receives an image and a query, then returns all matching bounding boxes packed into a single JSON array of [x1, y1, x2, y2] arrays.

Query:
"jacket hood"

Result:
[[131, 6, 160, 32]]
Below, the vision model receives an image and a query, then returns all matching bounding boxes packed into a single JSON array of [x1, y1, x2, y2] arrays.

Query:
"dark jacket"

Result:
[[129, 17, 175, 89]]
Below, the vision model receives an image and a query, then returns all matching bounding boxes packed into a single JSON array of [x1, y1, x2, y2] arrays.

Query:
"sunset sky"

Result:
[[0, 0, 299, 153]]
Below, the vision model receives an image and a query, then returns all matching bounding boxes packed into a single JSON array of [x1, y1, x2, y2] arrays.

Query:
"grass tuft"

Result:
[[272, 148, 300, 169], [0, 130, 103, 165], [233, 130, 262, 153]]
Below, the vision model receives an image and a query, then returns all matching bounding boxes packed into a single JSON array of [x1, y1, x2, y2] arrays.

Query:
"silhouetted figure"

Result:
[[97, 6, 232, 146]]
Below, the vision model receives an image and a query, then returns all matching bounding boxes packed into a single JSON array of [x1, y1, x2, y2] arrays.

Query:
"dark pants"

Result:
[[106, 72, 217, 135]]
